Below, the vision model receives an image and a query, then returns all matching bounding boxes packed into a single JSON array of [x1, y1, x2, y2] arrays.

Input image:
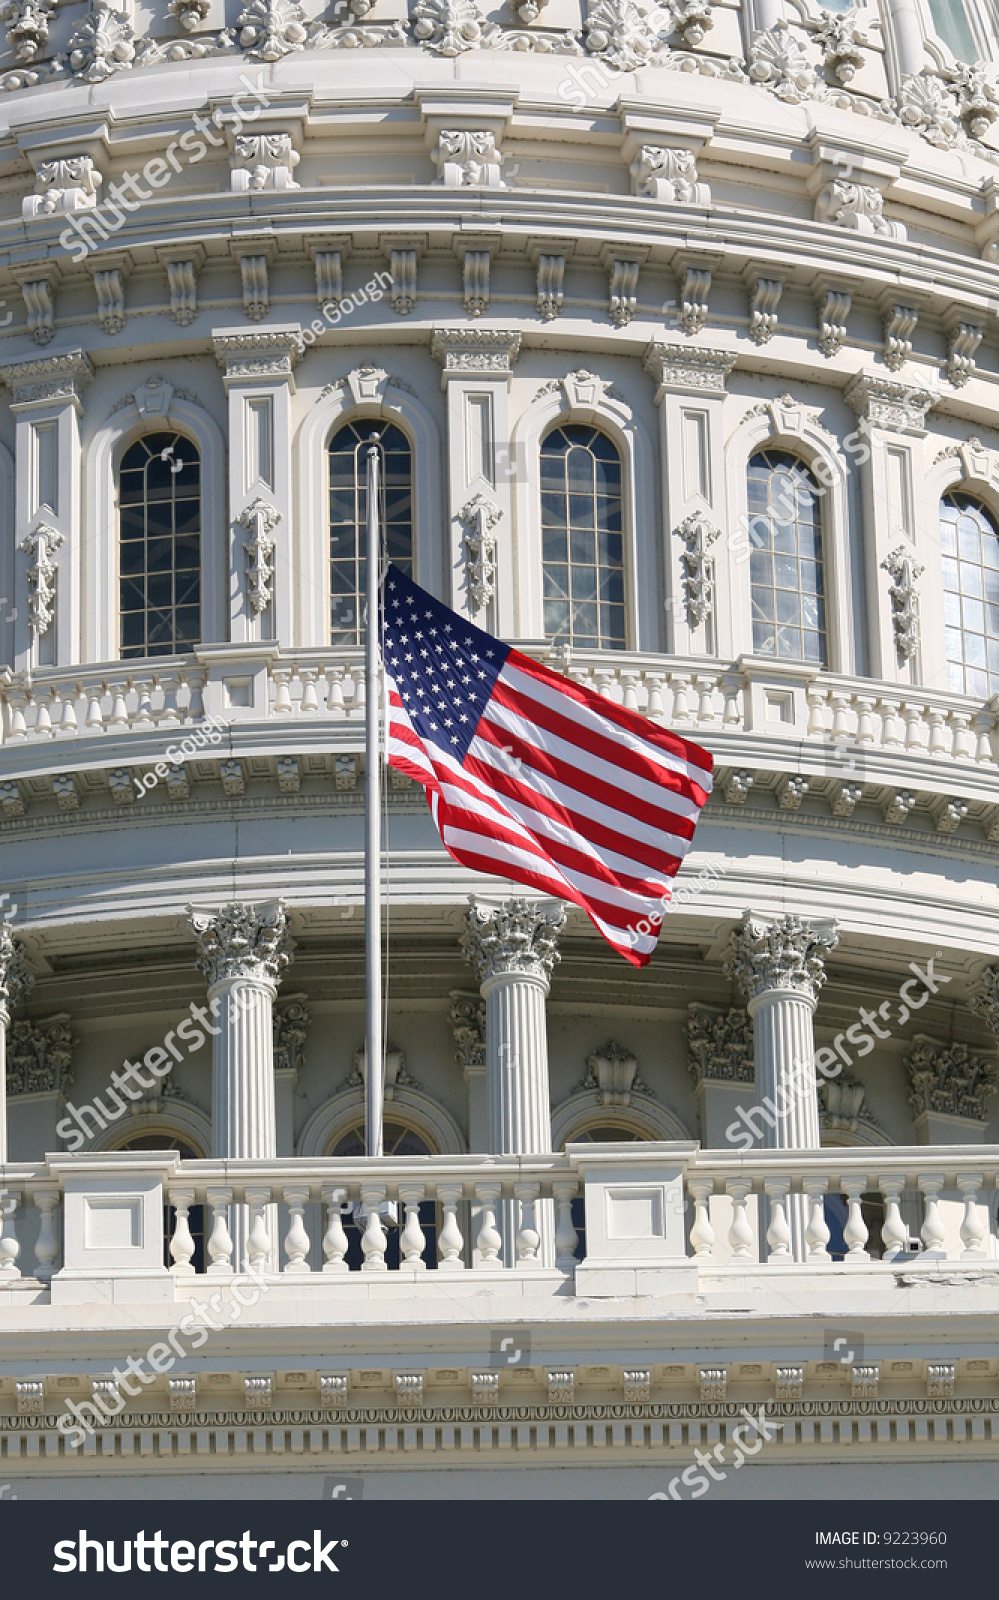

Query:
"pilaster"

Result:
[[212, 327, 303, 648], [430, 328, 520, 630], [0, 924, 34, 1163]]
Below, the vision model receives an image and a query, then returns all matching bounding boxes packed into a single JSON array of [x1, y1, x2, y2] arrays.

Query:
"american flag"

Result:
[[381, 565, 714, 967]]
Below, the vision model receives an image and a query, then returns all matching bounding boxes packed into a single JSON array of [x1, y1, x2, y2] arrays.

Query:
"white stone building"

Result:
[[1, 0, 999, 1498]]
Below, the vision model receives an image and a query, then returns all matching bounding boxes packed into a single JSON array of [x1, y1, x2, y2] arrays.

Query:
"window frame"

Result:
[[746, 447, 830, 670], [117, 428, 204, 662], [539, 421, 628, 653], [326, 418, 415, 649]]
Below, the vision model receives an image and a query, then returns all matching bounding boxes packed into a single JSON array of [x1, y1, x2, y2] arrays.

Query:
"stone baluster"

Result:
[[299, 668, 320, 713], [474, 1182, 503, 1267], [553, 1179, 578, 1270], [0, 923, 34, 1161], [85, 684, 106, 731], [168, 1186, 197, 1277], [688, 1177, 716, 1260], [189, 901, 293, 1270], [326, 665, 346, 717], [764, 1177, 792, 1261], [359, 1182, 387, 1271], [460, 897, 565, 1266], [321, 1187, 350, 1273], [805, 684, 828, 737], [437, 1182, 465, 1272], [878, 698, 903, 748], [514, 1181, 541, 1265], [282, 1186, 311, 1273], [725, 912, 838, 1260], [398, 1183, 427, 1269], [804, 1178, 831, 1262], [918, 1175, 948, 1260], [841, 1176, 870, 1262], [957, 1173, 987, 1260], [245, 1185, 273, 1270], [726, 1180, 756, 1260], [644, 671, 667, 721], [30, 1185, 60, 1280], [0, 1187, 21, 1278], [878, 1177, 909, 1260], [206, 1186, 234, 1274]]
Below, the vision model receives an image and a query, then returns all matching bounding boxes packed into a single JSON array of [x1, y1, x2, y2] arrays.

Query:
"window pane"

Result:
[[748, 450, 826, 666], [928, 0, 977, 63], [119, 432, 201, 659], [541, 425, 626, 649], [941, 493, 999, 696], [329, 422, 413, 644]]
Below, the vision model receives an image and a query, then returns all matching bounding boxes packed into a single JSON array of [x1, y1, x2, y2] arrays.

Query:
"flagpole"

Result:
[[364, 437, 384, 1159]]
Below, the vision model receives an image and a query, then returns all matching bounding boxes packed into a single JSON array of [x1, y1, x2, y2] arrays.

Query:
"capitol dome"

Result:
[[2, 0, 999, 1500]]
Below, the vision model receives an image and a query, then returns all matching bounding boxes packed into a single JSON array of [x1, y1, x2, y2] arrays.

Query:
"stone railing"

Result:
[[2, 1144, 998, 1297], [2, 651, 995, 776]]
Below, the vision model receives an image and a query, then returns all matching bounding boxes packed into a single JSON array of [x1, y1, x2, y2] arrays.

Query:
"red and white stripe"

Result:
[[387, 647, 713, 968]]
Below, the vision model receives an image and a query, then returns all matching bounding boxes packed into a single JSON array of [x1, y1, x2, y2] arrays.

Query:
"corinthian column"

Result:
[[724, 912, 838, 1259], [189, 901, 293, 1269], [461, 896, 565, 1266], [0, 924, 34, 1162]]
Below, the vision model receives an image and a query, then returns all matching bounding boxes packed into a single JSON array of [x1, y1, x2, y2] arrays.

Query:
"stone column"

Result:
[[724, 911, 838, 1260], [460, 897, 565, 1266], [0, 924, 34, 1163], [189, 901, 293, 1270]]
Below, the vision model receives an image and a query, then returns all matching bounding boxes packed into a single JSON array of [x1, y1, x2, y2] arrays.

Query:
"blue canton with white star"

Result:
[[381, 564, 511, 763]]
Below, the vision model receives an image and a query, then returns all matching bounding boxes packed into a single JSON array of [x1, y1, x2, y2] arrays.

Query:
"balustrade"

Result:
[[0, 1147, 998, 1285]]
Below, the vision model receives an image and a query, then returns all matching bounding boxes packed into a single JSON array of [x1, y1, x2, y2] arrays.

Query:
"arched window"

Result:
[[328, 1118, 437, 1268], [329, 421, 413, 645], [940, 493, 999, 697], [119, 431, 201, 659], [541, 424, 625, 650], [748, 449, 827, 665]]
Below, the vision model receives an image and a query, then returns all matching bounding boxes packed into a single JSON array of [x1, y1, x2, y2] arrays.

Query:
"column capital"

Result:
[[843, 370, 934, 434], [0, 924, 34, 1024], [460, 896, 564, 987], [970, 965, 999, 1034], [430, 327, 521, 381], [211, 326, 303, 389], [724, 910, 838, 1008], [0, 348, 93, 412], [188, 900, 293, 990], [642, 340, 736, 399]]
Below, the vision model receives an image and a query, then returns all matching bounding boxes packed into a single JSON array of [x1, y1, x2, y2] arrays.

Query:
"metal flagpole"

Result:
[[364, 437, 384, 1158]]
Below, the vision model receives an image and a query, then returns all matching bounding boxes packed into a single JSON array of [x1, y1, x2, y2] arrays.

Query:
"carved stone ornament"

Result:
[[449, 991, 486, 1072], [0, 923, 34, 1021], [412, 0, 497, 55], [881, 546, 924, 663], [167, 0, 211, 30], [818, 1070, 868, 1134], [814, 179, 904, 241], [236, 498, 281, 614], [685, 1003, 753, 1088], [432, 130, 505, 188], [460, 897, 565, 985], [905, 1035, 999, 1122], [188, 901, 293, 989], [668, 0, 710, 49], [0, 0, 55, 63], [580, 1041, 650, 1106], [844, 372, 934, 433], [630, 146, 708, 205], [813, 8, 865, 86], [273, 996, 310, 1075], [68, 1, 136, 80], [748, 277, 782, 346], [724, 911, 838, 1006], [747, 21, 817, 103], [19, 520, 64, 636], [643, 341, 736, 397], [430, 328, 521, 376], [236, 0, 307, 57], [458, 494, 501, 613], [348, 1040, 414, 1099], [674, 509, 719, 630], [970, 965, 999, 1035], [22, 156, 101, 219], [6, 1014, 74, 1095], [583, 0, 671, 73], [231, 133, 301, 191]]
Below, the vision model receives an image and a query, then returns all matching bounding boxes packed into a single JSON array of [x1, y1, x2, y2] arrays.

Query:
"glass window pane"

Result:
[[928, 0, 977, 63], [542, 425, 625, 649], [748, 450, 826, 666], [329, 423, 413, 644], [119, 432, 201, 658]]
